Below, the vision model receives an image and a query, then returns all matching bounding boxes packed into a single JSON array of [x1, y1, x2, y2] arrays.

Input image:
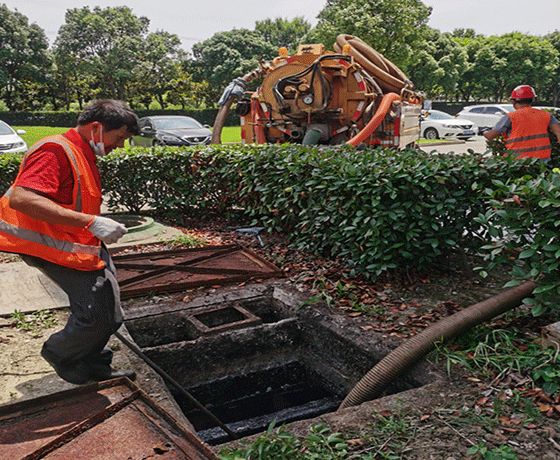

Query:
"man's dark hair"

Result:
[[512, 98, 534, 105], [77, 99, 140, 135]]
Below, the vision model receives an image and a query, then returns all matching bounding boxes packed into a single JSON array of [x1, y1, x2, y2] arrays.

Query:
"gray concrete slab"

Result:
[[0, 219, 185, 317], [0, 262, 69, 315]]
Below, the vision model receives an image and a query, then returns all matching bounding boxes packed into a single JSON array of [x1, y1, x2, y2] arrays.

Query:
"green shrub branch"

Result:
[[2, 143, 556, 310]]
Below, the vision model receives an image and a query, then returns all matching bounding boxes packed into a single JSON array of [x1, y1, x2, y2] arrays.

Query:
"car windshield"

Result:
[[424, 110, 453, 120], [502, 105, 515, 113], [153, 117, 202, 130], [0, 121, 15, 135]]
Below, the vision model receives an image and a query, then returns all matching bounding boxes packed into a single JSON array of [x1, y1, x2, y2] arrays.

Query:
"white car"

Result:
[[420, 109, 476, 140], [535, 106, 560, 114], [455, 104, 514, 134], [0, 121, 28, 154]]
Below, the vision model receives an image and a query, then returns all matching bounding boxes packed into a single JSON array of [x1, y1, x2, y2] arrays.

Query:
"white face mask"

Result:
[[89, 126, 106, 156]]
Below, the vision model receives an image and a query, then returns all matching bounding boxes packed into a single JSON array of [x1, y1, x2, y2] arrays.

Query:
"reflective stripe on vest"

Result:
[[0, 135, 104, 271], [505, 108, 552, 159]]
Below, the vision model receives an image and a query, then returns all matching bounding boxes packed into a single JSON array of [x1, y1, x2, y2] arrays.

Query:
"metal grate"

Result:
[[0, 377, 218, 460], [113, 244, 283, 299]]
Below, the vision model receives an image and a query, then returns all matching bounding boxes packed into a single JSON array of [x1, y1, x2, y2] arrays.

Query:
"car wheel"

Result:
[[128, 138, 135, 147], [424, 127, 438, 140], [153, 140, 161, 147]]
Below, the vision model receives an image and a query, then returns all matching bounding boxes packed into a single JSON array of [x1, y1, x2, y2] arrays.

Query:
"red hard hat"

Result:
[[511, 85, 536, 100]]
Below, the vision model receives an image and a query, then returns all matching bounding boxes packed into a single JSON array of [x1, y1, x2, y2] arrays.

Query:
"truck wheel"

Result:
[[424, 128, 438, 140]]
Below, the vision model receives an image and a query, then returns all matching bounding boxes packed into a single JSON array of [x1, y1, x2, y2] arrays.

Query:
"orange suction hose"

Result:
[[346, 92, 400, 146]]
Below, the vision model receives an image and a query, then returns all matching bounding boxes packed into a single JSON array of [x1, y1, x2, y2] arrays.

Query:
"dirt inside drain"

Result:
[[124, 284, 433, 445]]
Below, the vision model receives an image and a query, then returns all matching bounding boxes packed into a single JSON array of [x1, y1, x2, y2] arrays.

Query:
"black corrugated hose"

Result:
[[338, 280, 537, 410]]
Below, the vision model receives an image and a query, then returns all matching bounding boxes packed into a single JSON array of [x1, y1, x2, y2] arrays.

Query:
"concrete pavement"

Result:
[[0, 217, 184, 317], [419, 135, 490, 155]]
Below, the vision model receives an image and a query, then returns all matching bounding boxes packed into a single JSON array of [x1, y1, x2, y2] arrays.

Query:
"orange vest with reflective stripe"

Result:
[[505, 108, 552, 159], [0, 135, 105, 271]]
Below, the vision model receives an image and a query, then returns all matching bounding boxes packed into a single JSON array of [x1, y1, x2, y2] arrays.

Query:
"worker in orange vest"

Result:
[[0, 100, 139, 385], [483, 85, 560, 164]]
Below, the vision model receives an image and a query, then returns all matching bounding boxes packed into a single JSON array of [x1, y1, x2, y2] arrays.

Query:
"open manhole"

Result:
[[110, 214, 154, 232], [123, 284, 433, 445]]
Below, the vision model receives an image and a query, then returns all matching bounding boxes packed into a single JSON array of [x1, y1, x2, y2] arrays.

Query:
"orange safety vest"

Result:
[[505, 108, 552, 159], [0, 135, 105, 271]]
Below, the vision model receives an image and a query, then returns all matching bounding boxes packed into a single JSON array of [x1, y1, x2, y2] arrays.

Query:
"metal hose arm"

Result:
[[211, 68, 266, 145]]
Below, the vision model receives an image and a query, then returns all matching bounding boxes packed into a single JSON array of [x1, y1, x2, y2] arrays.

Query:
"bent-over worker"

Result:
[[0, 99, 139, 385]]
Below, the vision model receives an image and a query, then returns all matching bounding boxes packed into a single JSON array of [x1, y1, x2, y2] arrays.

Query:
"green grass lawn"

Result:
[[14, 126, 68, 148], [217, 126, 241, 143], [17, 125, 447, 148], [15, 125, 452, 148], [15, 125, 243, 148]]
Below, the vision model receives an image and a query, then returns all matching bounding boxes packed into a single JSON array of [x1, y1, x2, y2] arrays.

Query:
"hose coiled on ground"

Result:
[[338, 280, 537, 410]]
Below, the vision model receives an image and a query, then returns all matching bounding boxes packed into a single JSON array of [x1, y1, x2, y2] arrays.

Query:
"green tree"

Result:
[[129, 31, 186, 109], [451, 28, 480, 40], [468, 33, 558, 102], [191, 29, 277, 103], [452, 31, 485, 102], [254, 17, 312, 53], [408, 29, 468, 99], [166, 64, 211, 109], [0, 4, 51, 110], [305, 0, 432, 70], [53, 6, 150, 101], [543, 31, 560, 105]]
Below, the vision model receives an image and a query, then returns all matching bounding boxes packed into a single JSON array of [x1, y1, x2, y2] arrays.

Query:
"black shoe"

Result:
[[85, 363, 136, 382], [40, 348, 91, 385]]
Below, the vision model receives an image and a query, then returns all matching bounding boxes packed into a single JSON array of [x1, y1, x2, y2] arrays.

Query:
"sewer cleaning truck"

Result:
[[212, 34, 422, 149]]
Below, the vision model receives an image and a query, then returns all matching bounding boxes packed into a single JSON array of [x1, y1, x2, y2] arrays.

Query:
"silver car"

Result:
[[0, 120, 27, 154], [455, 104, 514, 134]]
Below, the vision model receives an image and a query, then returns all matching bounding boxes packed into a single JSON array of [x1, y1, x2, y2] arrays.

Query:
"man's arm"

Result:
[[9, 186, 127, 244], [483, 114, 510, 141], [483, 129, 501, 141], [550, 123, 560, 145], [9, 186, 93, 228]]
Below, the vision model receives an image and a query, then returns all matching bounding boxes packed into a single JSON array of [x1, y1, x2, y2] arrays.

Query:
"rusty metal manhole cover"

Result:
[[0, 377, 218, 459], [114, 244, 283, 299]]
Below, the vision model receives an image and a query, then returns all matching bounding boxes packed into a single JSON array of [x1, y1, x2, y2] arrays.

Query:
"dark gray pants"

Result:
[[22, 245, 123, 368]]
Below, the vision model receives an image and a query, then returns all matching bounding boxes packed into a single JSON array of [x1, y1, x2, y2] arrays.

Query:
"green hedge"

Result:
[[0, 108, 238, 128], [97, 145, 547, 290], [0, 153, 23, 194], [475, 170, 560, 314], [3, 144, 556, 311]]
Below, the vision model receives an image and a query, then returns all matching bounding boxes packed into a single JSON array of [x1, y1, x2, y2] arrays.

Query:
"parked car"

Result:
[[535, 106, 560, 114], [0, 120, 27, 154], [419, 109, 476, 140], [130, 115, 212, 147], [455, 104, 514, 134]]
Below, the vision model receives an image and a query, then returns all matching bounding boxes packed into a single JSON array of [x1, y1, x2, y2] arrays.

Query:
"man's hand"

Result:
[[87, 216, 127, 244]]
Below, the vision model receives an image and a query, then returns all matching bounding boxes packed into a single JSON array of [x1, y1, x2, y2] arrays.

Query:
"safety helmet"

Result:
[[510, 85, 537, 100]]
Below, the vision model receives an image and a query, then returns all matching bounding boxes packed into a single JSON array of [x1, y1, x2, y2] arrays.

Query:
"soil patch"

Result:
[[1, 215, 560, 459]]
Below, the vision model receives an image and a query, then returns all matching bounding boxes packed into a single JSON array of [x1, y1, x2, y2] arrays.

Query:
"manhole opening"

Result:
[[194, 306, 246, 328], [177, 360, 340, 445], [124, 286, 431, 445]]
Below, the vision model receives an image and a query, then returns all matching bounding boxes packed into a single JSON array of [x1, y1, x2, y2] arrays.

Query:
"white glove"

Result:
[[87, 216, 127, 244]]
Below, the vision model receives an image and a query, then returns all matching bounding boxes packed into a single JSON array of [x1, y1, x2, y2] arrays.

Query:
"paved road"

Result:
[[419, 135, 490, 155]]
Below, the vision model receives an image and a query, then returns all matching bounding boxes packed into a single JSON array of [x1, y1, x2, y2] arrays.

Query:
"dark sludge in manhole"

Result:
[[124, 289, 432, 445], [176, 360, 341, 444]]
